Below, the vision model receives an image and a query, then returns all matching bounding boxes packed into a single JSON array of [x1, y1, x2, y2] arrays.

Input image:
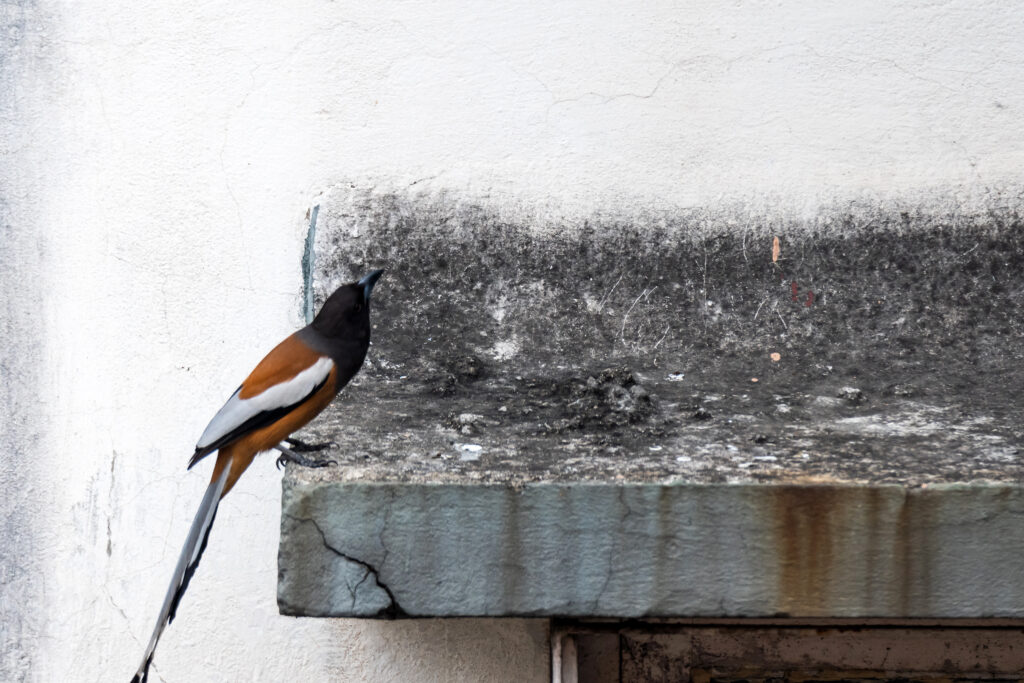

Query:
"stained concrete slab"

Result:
[[614, 624, 1024, 681], [278, 186, 1024, 620]]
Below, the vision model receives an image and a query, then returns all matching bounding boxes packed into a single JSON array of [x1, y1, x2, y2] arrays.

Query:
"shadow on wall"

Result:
[[325, 618, 549, 681]]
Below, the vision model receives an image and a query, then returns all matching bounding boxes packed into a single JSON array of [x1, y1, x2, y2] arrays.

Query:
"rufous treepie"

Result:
[[131, 269, 384, 683]]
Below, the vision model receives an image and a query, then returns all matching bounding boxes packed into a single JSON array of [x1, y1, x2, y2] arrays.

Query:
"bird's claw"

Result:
[[275, 444, 338, 470], [275, 454, 338, 470]]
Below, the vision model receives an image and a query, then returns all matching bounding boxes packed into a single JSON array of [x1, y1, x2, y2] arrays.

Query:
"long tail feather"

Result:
[[131, 456, 232, 683]]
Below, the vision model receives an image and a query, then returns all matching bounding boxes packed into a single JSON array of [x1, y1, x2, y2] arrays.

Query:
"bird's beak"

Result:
[[358, 269, 384, 303]]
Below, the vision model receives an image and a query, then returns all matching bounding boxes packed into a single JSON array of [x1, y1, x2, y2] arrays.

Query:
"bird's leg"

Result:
[[283, 436, 337, 452], [275, 443, 337, 470]]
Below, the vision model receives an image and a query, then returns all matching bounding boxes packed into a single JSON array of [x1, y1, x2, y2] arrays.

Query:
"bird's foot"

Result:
[[283, 436, 338, 452], [275, 443, 337, 470]]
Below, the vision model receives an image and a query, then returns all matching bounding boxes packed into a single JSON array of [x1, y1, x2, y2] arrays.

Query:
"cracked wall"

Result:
[[2, 0, 1023, 681]]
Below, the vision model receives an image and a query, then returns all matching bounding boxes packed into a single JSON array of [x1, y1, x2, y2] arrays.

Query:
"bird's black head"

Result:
[[311, 269, 384, 339]]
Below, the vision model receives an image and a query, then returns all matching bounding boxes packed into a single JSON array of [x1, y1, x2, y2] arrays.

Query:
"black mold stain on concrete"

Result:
[[297, 188, 1024, 485], [301, 204, 319, 324]]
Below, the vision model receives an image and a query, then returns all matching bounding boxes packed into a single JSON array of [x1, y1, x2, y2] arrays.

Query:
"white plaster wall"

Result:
[[2, 0, 1022, 680]]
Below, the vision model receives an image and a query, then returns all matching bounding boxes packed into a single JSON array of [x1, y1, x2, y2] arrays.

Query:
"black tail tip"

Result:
[[131, 656, 151, 683]]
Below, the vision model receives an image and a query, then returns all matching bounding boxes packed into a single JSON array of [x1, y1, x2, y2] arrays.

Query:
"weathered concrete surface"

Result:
[[299, 186, 1024, 485], [279, 186, 1024, 619], [281, 482, 1024, 618], [615, 624, 1024, 681]]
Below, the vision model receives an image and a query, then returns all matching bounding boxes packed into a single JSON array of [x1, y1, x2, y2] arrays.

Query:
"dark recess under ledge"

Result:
[[277, 186, 1024, 619]]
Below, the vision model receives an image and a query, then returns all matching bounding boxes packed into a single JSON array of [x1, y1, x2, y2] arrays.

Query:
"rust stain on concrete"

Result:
[[773, 486, 841, 615], [770, 486, 947, 617]]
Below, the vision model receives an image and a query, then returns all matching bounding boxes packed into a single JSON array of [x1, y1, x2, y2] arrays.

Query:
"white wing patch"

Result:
[[196, 356, 334, 450]]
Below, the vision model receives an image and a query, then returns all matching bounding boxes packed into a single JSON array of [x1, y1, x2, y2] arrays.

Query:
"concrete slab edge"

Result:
[[279, 479, 1024, 619]]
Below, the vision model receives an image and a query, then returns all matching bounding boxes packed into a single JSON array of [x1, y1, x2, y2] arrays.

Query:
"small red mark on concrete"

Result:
[[770, 237, 816, 310]]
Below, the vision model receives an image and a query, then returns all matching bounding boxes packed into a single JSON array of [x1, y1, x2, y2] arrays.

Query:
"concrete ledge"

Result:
[[280, 481, 1024, 618], [278, 185, 1024, 620]]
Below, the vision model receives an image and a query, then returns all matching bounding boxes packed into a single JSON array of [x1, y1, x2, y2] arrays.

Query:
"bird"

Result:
[[131, 269, 384, 683]]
